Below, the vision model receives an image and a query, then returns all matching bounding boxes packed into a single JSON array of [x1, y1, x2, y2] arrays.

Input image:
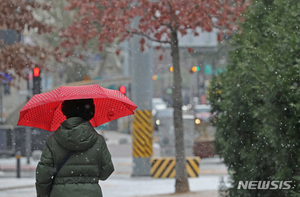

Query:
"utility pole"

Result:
[[130, 18, 153, 176], [197, 65, 200, 100]]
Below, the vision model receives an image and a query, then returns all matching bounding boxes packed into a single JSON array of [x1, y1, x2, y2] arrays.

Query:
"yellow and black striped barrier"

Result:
[[132, 110, 153, 158], [151, 157, 200, 178]]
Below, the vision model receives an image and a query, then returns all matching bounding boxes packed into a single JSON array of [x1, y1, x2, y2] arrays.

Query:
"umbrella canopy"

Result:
[[17, 84, 137, 131]]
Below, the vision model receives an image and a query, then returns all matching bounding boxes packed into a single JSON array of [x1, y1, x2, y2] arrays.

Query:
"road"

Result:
[[0, 143, 137, 179]]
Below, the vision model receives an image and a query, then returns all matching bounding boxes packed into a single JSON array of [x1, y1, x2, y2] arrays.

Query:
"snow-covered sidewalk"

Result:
[[100, 176, 227, 197], [0, 151, 229, 196], [0, 175, 227, 197]]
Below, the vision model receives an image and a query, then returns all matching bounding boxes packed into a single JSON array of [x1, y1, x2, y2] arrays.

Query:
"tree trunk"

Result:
[[170, 30, 190, 193]]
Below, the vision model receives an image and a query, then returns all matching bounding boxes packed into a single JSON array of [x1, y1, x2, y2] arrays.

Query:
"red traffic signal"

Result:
[[32, 67, 41, 95], [119, 85, 126, 94], [33, 67, 40, 77]]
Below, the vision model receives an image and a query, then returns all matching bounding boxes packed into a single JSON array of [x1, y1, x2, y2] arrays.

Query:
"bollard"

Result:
[[16, 151, 21, 178], [150, 157, 200, 178]]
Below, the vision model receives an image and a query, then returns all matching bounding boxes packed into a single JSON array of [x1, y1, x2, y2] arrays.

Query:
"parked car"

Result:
[[153, 108, 173, 131], [152, 98, 167, 115], [193, 104, 212, 125]]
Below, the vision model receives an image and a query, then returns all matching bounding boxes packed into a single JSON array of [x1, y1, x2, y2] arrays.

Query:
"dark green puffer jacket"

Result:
[[36, 117, 114, 197]]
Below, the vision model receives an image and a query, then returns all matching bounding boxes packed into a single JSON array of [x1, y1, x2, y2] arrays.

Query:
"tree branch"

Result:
[[126, 30, 171, 44], [152, 15, 172, 28], [167, 0, 178, 30], [69, 56, 87, 66]]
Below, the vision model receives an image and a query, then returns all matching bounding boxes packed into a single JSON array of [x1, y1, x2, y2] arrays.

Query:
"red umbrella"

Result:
[[17, 84, 137, 131]]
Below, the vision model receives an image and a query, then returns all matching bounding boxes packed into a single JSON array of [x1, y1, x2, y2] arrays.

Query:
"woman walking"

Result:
[[35, 99, 114, 197]]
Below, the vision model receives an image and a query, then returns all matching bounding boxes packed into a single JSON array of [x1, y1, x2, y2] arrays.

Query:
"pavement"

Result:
[[0, 176, 226, 197], [0, 156, 229, 197], [0, 131, 229, 197], [141, 191, 219, 197]]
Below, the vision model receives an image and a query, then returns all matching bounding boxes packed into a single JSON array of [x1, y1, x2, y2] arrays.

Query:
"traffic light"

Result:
[[170, 66, 173, 72], [32, 67, 41, 95], [191, 66, 200, 72], [119, 85, 126, 94], [152, 75, 159, 80], [152, 75, 158, 80], [33, 67, 40, 77]]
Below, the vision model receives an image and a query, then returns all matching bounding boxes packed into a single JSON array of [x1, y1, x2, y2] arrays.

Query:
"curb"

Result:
[[200, 169, 228, 175]]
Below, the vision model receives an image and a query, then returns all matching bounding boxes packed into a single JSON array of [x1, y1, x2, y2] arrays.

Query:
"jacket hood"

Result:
[[54, 117, 98, 151]]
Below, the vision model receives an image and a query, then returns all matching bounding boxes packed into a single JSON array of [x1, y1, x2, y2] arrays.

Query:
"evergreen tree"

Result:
[[210, 0, 300, 196]]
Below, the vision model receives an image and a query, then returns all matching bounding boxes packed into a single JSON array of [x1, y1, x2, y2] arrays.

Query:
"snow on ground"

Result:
[[0, 175, 229, 197]]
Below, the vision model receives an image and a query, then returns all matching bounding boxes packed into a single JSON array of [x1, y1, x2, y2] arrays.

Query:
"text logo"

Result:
[[237, 181, 292, 190]]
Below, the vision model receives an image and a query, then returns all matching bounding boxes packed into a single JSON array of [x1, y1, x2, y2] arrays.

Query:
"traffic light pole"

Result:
[[0, 82, 2, 124], [27, 77, 30, 101], [197, 66, 200, 100], [26, 127, 31, 164]]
